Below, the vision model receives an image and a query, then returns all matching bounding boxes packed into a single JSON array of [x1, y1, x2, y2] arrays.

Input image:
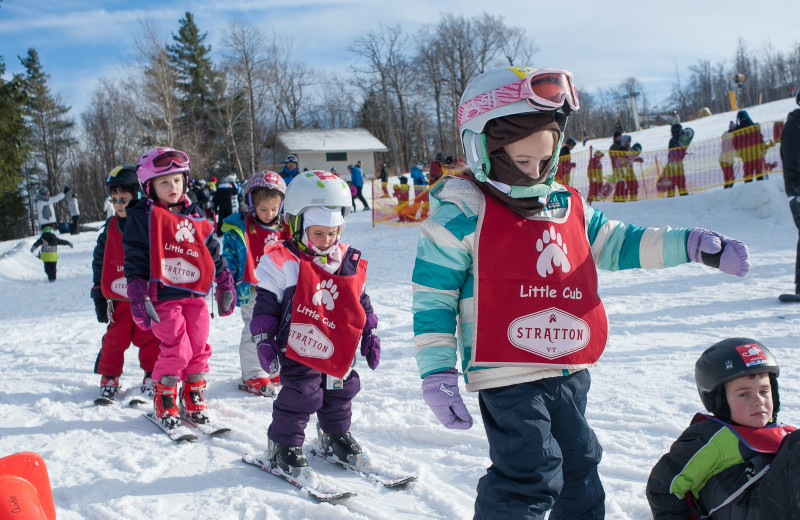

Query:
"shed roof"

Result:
[[277, 128, 388, 152]]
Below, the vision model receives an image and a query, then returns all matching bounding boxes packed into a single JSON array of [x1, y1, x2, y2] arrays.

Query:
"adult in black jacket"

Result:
[[212, 177, 236, 237], [780, 91, 800, 296]]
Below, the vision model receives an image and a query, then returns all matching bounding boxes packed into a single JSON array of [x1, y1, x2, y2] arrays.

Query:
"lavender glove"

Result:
[[251, 313, 280, 373], [360, 312, 380, 370], [215, 269, 237, 317], [127, 279, 160, 330], [687, 228, 750, 278], [421, 369, 473, 430]]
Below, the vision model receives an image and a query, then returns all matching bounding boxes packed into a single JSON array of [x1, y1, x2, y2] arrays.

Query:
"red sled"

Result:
[[0, 452, 55, 520]]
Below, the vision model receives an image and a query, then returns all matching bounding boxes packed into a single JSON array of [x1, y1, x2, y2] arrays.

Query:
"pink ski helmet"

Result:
[[136, 146, 191, 197], [244, 170, 287, 211]]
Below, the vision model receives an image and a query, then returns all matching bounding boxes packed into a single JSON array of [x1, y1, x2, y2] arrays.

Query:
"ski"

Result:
[[778, 293, 800, 303], [237, 382, 277, 398], [310, 449, 417, 488], [180, 411, 230, 436], [144, 412, 197, 442], [94, 396, 114, 406], [128, 396, 149, 407], [242, 453, 356, 502]]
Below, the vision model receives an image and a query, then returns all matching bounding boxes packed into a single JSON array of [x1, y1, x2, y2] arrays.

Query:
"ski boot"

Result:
[[316, 425, 371, 471], [180, 379, 210, 424], [267, 438, 310, 477], [139, 376, 155, 400], [153, 382, 181, 430], [239, 377, 276, 397], [99, 376, 119, 400]]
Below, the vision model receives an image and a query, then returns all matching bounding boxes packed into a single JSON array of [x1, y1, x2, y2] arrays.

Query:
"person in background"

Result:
[[780, 90, 800, 298], [212, 175, 237, 237], [647, 338, 800, 519], [68, 192, 80, 235], [733, 110, 771, 182], [34, 185, 69, 231], [412, 65, 751, 520], [410, 161, 428, 219], [281, 154, 300, 184], [30, 226, 73, 282], [208, 176, 217, 191], [103, 194, 116, 219], [348, 163, 370, 211], [663, 124, 689, 197], [555, 137, 576, 185], [91, 165, 159, 405], [394, 175, 411, 222], [222, 171, 289, 397], [379, 163, 390, 197], [720, 121, 737, 189], [669, 110, 680, 126], [428, 153, 444, 185]]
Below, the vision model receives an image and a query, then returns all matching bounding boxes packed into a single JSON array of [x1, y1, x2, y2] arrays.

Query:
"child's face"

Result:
[[724, 373, 773, 428], [254, 195, 282, 224], [152, 173, 185, 205], [502, 131, 555, 180], [110, 191, 134, 218], [305, 225, 340, 250]]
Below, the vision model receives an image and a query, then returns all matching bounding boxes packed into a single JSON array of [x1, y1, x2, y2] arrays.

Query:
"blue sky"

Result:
[[0, 0, 797, 118]]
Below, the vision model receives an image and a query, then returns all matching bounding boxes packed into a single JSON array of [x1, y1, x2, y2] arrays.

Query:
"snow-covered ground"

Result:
[[2, 105, 799, 519]]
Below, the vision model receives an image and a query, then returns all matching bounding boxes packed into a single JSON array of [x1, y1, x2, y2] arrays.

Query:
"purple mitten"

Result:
[[421, 369, 473, 430], [127, 279, 152, 330], [360, 312, 380, 370], [251, 313, 280, 372], [687, 228, 750, 278], [215, 269, 237, 317]]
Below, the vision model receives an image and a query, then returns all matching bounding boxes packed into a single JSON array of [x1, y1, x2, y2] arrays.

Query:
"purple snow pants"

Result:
[[267, 354, 360, 446]]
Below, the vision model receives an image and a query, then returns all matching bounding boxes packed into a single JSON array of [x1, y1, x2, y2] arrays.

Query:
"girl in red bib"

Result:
[[221, 171, 290, 397], [412, 66, 752, 520], [122, 146, 236, 433], [249, 170, 380, 482]]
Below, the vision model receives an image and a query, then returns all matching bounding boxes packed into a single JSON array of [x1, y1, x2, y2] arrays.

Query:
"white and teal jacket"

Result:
[[412, 176, 692, 392]]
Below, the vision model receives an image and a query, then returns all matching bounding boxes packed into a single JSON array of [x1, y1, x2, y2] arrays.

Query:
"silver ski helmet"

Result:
[[695, 337, 780, 422]]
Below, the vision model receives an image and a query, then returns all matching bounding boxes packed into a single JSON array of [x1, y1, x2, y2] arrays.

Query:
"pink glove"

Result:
[[687, 228, 750, 278], [421, 369, 473, 430], [127, 279, 159, 330], [360, 312, 380, 370], [215, 269, 237, 317], [251, 314, 280, 373]]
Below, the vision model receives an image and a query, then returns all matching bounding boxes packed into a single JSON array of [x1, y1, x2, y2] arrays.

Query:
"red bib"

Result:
[[470, 186, 608, 368], [100, 217, 130, 300], [148, 205, 215, 295], [242, 213, 290, 285], [286, 251, 368, 378], [692, 413, 796, 453]]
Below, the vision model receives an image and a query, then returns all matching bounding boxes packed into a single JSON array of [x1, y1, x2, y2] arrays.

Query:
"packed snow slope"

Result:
[[1, 116, 799, 520]]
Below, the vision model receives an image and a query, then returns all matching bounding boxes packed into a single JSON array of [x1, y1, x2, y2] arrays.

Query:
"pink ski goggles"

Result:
[[458, 68, 580, 128], [149, 149, 190, 174]]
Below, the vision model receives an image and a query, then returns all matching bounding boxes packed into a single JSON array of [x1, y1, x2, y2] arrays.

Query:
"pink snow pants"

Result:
[[150, 297, 212, 382]]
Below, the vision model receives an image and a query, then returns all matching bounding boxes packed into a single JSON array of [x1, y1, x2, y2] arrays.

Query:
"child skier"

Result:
[[647, 338, 800, 518], [249, 170, 380, 481], [90, 165, 160, 405], [221, 170, 289, 397], [411, 66, 752, 519], [122, 146, 236, 433], [30, 226, 72, 282]]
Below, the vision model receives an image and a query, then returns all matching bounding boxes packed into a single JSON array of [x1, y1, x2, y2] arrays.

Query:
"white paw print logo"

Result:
[[535, 225, 571, 277], [175, 219, 196, 243], [312, 279, 339, 310]]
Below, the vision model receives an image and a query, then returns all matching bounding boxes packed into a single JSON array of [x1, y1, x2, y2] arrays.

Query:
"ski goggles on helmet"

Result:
[[150, 149, 190, 173], [458, 68, 580, 128]]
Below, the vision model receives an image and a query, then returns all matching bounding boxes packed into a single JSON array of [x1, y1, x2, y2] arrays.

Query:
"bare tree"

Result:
[[133, 20, 179, 147]]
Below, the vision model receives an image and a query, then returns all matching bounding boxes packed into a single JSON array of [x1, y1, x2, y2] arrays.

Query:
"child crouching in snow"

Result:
[[249, 170, 380, 480], [647, 338, 800, 518], [122, 147, 236, 433], [221, 171, 290, 397], [411, 65, 752, 519]]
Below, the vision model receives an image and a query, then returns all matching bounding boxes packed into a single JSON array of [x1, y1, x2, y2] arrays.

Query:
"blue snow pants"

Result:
[[473, 369, 605, 520], [267, 355, 360, 447]]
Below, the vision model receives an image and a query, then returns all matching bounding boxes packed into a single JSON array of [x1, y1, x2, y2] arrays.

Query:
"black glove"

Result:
[[94, 297, 109, 323], [63, 186, 70, 194]]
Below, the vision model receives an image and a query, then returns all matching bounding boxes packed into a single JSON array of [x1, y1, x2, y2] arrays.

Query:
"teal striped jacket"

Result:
[[412, 177, 691, 392]]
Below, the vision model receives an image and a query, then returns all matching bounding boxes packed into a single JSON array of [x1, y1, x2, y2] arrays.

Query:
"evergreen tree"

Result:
[[0, 55, 31, 239]]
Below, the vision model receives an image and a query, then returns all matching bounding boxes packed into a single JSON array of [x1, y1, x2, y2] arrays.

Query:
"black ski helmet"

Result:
[[105, 165, 141, 197], [671, 123, 683, 136], [695, 338, 780, 422]]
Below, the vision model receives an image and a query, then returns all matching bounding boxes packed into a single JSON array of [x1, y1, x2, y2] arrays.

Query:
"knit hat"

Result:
[[303, 206, 344, 229]]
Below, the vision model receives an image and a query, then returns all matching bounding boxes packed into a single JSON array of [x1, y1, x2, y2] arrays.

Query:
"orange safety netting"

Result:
[[371, 119, 786, 225]]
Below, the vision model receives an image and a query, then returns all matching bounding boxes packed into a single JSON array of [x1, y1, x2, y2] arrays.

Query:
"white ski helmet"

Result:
[[458, 66, 579, 193], [283, 170, 351, 240]]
